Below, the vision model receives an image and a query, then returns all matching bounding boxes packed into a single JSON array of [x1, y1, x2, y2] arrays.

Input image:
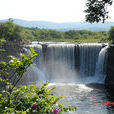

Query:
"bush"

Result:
[[0, 81, 77, 113], [0, 48, 37, 93]]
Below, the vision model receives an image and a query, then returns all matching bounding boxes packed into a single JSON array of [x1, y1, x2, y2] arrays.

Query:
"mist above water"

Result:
[[25, 42, 108, 84]]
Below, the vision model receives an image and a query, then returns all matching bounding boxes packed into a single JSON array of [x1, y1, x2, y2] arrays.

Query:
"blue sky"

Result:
[[0, 0, 114, 22]]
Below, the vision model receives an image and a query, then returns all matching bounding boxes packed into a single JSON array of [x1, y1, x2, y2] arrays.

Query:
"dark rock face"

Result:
[[0, 43, 23, 61], [105, 46, 114, 95]]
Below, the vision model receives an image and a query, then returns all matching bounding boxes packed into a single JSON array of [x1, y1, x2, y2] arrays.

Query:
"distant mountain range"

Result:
[[0, 19, 114, 31]]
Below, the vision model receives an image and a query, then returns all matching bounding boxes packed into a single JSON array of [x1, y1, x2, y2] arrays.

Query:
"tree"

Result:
[[48, 30, 64, 39], [109, 26, 114, 43], [0, 20, 25, 43], [8, 18, 14, 23], [85, 0, 113, 23], [65, 30, 80, 39]]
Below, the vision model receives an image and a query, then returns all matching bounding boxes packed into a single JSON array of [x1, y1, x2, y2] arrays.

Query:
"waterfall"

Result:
[[45, 44, 76, 82], [23, 44, 47, 84], [27, 66, 47, 84], [24, 42, 108, 84], [94, 46, 108, 83], [79, 43, 102, 78]]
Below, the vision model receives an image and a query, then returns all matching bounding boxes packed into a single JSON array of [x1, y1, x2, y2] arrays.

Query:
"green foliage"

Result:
[[0, 20, 109, 43], [0, 48, 37, 92], [30, 29, 108, 42], [108, 26, 114, 43], [0, 38, 5, 43], [0, 20, 24, 43], [85, 0, 113, 23], [0, 82, 77, 114], [0, 38, 6, 52], [65, 30, 80, 39]]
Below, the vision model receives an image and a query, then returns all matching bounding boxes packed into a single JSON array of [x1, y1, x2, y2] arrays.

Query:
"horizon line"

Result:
[[0, 18, 114, 24]]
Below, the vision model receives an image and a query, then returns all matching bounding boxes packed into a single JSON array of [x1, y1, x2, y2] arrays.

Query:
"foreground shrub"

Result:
[[0, 47, 37, 93], [0, 81, 77, 114]]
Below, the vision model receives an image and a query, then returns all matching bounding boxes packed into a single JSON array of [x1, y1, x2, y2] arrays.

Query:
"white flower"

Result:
[[9, 59, 14, 63]]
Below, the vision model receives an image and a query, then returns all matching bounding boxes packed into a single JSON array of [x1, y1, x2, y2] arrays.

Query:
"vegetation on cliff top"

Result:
[[0, 19, 110, 43]]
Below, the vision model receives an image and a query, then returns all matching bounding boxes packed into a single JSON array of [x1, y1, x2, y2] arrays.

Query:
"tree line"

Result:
[[0, 19, 113, 43]]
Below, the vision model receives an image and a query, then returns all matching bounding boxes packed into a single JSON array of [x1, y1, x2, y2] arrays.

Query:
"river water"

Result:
[[24, 42, 114, 114], [47, 83, 114, 114]]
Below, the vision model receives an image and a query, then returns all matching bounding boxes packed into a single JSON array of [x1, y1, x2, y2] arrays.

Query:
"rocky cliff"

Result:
[[105, 45, 114, 94]]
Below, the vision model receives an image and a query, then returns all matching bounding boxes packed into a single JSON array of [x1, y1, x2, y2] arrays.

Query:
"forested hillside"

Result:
[[0, 20, 109, 43]]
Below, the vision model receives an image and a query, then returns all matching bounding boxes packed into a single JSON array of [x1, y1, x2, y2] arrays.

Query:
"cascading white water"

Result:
[[24, 42, 108, 84], [79, 43, 102, 78], [23, 44, 47, 83], [94, 45, 108, 83], [78, 43, 108, 83], [45, 44, 76, 82]]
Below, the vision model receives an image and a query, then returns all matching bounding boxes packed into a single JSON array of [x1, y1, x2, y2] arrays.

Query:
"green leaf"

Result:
[[0, 38, 5, 43], [0, 49, 5, 52]]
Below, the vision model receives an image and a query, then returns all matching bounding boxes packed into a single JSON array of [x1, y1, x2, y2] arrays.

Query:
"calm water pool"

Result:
[[47, 83, 114, 114]]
